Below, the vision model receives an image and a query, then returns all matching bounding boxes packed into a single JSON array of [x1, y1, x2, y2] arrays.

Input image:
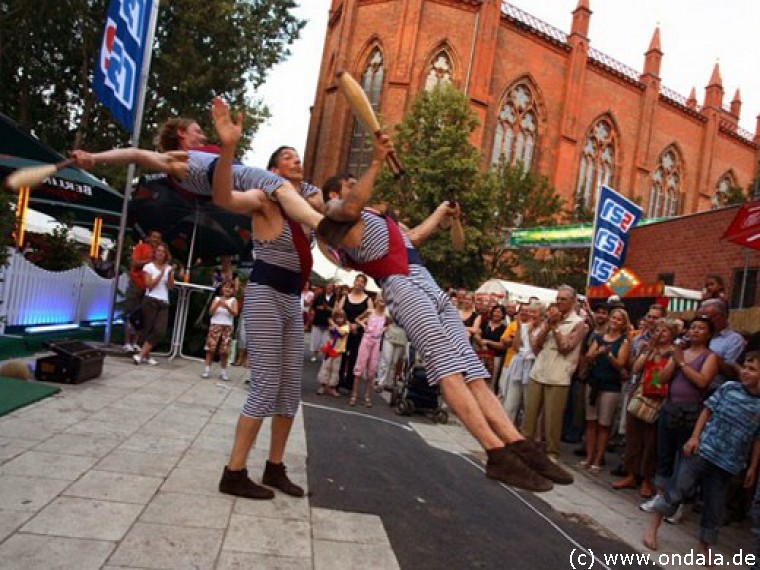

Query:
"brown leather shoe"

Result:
[[262, 461, 305, 497], [219, 466, 274, 500], [509, 440, 574, 485], [486, 446, 554, 492]]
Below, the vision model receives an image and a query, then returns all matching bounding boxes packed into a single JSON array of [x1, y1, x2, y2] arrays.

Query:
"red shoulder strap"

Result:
[[285, 215, 313, 289]]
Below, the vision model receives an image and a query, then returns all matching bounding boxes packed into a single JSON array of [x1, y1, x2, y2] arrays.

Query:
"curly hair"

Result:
[[154, 118, 196, 151]]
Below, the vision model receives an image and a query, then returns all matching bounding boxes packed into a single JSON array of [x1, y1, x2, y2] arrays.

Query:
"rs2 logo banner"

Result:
[[589, 186, 643, 287], [93, 0, 154, 133]]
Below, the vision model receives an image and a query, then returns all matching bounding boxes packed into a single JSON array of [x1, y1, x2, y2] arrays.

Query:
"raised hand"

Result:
[[163, 151, 189, 178], [371, 133, 394, 164], [211, 96, 243, 148]]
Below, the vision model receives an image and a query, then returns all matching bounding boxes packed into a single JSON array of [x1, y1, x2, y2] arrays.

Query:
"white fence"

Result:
[[0, 249, 127, 334]]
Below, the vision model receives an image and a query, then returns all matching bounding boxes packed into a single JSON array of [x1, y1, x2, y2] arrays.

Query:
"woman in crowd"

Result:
[[474, 304, 508, 390], [309, 282, 337, 362], [337, 274, 374, 392], [501, 302, 542, 423], [642, 315, 719, 518], [614, 318, 678, 498], [458, 292, 482, 345], [134, 243, 175, 366], [581, 307, 631, 472], [212, 254, 239, 294]]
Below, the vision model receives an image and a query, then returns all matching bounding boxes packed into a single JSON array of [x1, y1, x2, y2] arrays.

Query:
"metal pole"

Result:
[[738, 248, 752, 309], [104, 0, 161, 345], [187, 206, 199, 271]]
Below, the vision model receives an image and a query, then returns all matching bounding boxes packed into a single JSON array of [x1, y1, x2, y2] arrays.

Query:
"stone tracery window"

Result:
[[491, 83, 538, 169], [346, 48, 384, 177], [648, 147, 682, 218], [575, 118, 616, 211], [425, 51, 452, 91]]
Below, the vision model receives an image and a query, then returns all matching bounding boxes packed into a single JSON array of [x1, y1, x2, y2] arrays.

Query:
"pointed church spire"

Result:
[[686, 87, 697, 110], [730, 88, 742, 118], [643, 26, 662, 77], [704, 62, 724, 110], [648, 26, 661, 53], [708, 62, 722, 88], [571, 0, 591, 38]]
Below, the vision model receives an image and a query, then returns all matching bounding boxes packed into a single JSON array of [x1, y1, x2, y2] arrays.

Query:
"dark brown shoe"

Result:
[[486, 447, 554, 493], [509, 440, 574, 485], [219, 466, 274, 500], [262, 461, 305, 497]]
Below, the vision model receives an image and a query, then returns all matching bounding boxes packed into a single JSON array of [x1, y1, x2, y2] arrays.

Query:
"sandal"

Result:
[[348, 396, 357, 406], [577, 460, 590, 469], [589, 464, 601, 474], [364, 398, 372, 408]]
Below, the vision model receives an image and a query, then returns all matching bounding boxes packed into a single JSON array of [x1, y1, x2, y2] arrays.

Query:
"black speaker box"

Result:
[[35, 340, 105, 384]]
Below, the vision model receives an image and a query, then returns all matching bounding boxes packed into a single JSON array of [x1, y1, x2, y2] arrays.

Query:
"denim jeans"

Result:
[[655, 402, 700, 489], [653, 454, 732, 545], [751, 481, 760, 570]]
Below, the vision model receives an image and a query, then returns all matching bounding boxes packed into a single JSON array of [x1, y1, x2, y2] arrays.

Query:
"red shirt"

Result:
[[130, 241, 154, 289]]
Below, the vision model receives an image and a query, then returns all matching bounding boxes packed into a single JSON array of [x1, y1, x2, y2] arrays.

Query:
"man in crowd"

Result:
[[522, 285, 586, 462], [699, 298, 746, 393], [123, 229, 163, 352]]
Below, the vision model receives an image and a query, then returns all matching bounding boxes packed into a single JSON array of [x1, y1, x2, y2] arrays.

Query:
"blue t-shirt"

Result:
[[700, 381, 760, 475]]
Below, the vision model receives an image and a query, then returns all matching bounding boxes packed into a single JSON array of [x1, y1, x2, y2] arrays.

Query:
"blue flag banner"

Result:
[[589, 185, 643, 287], [93, 0, 154, 133]]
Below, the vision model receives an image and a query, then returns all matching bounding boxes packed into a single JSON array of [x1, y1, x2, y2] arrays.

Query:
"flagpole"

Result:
[[104, 0, 161, 345], [584, 185, 602, 296]]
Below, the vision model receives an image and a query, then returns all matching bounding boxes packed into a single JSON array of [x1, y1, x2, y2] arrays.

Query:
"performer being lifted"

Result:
[[211, 98, 573, 493]]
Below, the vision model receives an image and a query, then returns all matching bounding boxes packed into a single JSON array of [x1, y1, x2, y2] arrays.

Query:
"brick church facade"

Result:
[[304, 0, 760, 217]]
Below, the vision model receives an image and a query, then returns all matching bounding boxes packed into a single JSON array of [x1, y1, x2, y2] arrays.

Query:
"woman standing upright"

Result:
[[134, 243, 175, 366], [337, 275, 374, 392], [581, 307, 631, 472]]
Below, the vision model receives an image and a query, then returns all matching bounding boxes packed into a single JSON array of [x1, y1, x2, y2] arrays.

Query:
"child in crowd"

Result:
[[644, 351, 760, 556], [351, 293, 391, 407], [201, 280, 239, 381], [317, 309, 349, 397]]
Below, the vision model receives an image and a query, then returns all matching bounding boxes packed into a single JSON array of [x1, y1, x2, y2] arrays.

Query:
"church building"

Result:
[[304, 0, 759, 217]]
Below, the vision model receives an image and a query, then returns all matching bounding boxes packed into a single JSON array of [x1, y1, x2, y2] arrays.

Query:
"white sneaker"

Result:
[[310, 355, 317, 362], [664, 504, 685, 525], [201, 369, 210, 379], [123, 343, 135, 352], [639, 495, 659, 513], [132, 354, 142, 366], [144, 357, 159, 366], [220, 370, 229, 381]]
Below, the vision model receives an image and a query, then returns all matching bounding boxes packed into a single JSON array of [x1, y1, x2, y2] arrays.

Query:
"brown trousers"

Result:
[[623, 412, 658, 480]]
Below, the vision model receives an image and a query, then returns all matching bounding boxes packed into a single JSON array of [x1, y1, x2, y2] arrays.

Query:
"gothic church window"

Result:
[[575, 119, 616, 212], [425, 51, 452, 91], [346, 49, 384, 177], [648, 147, 682, 218], [712, 173, 735, 209], [491, 84, 538, 169]]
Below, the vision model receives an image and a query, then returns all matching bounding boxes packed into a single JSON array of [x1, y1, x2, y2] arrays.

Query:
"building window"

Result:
[[731, 268, 757, 309], [346, 49, 384, 177], [575, 119, 616, 212], [712, 174, 735, 209], [658, 273, 675, 286], [648, 147, 682, 218], [425, 51, 452, 91], [491, 83, 538, 169]]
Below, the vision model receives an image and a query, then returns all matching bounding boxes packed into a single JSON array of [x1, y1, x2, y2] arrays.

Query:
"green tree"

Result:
[[0, 0, 304, 184], [486, 163, 566, 279], [0, 191, 14, 268], [27, 219, 82, 271], [373, 84, 499, 290], [722, 184, 749, 206]]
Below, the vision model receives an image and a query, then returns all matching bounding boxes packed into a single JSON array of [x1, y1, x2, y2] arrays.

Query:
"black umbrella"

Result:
[[128, 174, 252, 265]]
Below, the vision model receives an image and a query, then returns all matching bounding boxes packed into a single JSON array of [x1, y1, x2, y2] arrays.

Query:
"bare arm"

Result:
[[676, 352, 720, 389], [554, 321, 586, 356], [71, 148, 188, 178], [323, 135, 392, 221], [607, 337, 631, 370], [209, 298, 222, 316], [683, 408, 712, 456], [406, 202, 458, 247]]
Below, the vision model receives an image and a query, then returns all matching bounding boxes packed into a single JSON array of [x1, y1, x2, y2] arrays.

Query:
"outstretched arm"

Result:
[[323, 134, 393, 222], [406, 202, 459, 247], [71, 149, 188, 178]]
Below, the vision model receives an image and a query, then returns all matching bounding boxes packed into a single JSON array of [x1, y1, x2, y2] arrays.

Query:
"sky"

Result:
[[247, 0, 760, 170]]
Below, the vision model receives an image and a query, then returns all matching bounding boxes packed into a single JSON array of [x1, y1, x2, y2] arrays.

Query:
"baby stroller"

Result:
[[391, 344, 449, 424]]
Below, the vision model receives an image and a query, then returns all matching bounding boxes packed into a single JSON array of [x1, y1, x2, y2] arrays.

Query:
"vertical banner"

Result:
[[588, 185, 643, 287], [93, 0, 154, 133]]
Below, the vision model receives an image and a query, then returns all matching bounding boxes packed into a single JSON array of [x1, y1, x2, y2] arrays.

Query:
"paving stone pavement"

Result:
[[0, 356, 399, 570], [0, 354, 754, 569]]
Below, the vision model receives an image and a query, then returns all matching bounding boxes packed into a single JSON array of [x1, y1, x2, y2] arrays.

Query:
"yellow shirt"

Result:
[[500, 320, 519, 368]]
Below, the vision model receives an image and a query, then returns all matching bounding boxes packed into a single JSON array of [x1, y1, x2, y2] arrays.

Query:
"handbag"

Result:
[[627, 384, 664, 424], [641, 357, 669, 398]]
